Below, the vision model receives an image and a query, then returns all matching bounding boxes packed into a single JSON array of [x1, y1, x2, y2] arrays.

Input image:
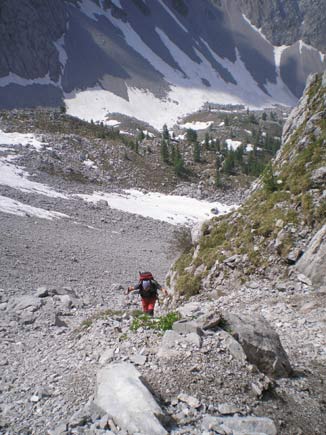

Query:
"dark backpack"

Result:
[[138, 271, 157, 298]]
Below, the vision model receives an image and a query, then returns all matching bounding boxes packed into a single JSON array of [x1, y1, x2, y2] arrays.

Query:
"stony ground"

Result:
[[1, 174, 326, 435]]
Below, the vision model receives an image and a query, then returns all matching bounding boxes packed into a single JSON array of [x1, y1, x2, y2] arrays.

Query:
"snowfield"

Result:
[[77, 189, 236, 226], [0, 130, 237, 223]]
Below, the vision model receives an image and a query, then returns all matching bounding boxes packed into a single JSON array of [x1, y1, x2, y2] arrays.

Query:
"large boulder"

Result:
[[296, 224, 326, 287], [222, 312, 292, 378], [94, 362, 167, 435]]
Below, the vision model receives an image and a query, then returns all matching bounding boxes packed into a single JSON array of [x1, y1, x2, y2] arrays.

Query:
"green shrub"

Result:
[[130, 311, 181, 331], [175, 274, 201, 298]]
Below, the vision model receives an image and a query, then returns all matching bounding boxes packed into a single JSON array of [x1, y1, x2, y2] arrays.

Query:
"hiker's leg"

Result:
[[141, 297, 149, 313], [147, 297, 157, 317]]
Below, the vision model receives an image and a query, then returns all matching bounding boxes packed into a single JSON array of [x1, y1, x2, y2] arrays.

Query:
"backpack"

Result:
[[138, 271, 157, 298], [139, 271, 154, 281]]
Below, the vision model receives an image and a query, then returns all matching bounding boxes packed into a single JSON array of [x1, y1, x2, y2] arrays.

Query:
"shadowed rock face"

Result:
[[0, 0, 67, 80], [234, 0, 326, 53], [0, 0, 325, 113]]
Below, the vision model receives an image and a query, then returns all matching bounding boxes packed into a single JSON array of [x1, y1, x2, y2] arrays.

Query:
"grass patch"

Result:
[[130, 311, 181, 331], [175, 273, 201, 298]]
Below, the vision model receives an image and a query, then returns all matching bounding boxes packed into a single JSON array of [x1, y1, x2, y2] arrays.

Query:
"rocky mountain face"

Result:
[[234, 0, 326, 52], [0, 0, 325, 127], [170, 71, 326, 305]]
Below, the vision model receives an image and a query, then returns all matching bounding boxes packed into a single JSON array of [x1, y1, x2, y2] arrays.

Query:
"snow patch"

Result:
[[83, 159, 98, 168], [76, 189, 236, 226], [0, 195, 69, 220], [0, 156, 67, 198], [0, 130, 47, 151], [225, 139, 242, 150], [179, 121, 213, 131], [106, 119, 121, 127]]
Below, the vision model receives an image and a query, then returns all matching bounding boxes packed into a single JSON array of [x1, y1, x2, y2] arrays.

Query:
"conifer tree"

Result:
[[193, 141, 201, 162], [160, 139, 169, 163], [186, 128, 197, 143], [204, 133, 210, 150], [173, 146, 185, 176], [162, 124, 170, 141]]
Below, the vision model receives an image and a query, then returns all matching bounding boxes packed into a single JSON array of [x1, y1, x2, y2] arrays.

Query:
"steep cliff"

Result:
[[234, 0, 326, 52], [170, 72, 326, 297]]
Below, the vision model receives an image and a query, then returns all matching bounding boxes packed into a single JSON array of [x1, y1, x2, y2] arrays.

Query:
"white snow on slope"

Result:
[[0, 129, 47, 151], [0, 195, 69, 220], [0, 156, 67, 198], [274, 45, 289, 72], [179, 121, 213, 131], [66, 2, 298, 129], [225, 139, 242, 150], [77, 189, 236, 226]]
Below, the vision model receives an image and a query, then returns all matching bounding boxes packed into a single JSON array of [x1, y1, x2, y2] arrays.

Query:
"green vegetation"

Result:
[[175, 273, 201, 298], [130, 311, 181, 331], [171, 73, 326, 292]]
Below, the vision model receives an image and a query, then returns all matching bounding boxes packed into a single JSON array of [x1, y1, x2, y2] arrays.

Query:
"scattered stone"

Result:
[[35, 286, 49, 298], [218, 403, 241, 415], [130, 354, 147, 365], [202, 415, 277, 435], [53, 313, 68, 328], [178, 393, 201, 409]]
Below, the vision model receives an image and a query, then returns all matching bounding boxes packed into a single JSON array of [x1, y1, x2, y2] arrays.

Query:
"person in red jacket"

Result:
[[128, 272, 168, 317]]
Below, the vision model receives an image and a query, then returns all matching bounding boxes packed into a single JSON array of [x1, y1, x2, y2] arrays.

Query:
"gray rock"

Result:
[[220, 330, 247, 362], [218, 403, 241, 415], [172, 319, 203, 336], [99, 348, 115, 365], [296, 224, 326, 287], [178, 393, 201, 409], [311, 166, 326, 185], [8, 295, 43, 313], [202, 415, 277, 435], [195, 311, 222, 331], [158, 330, 202, 358], [222, 312, 292, 378], [176, 302, 203, 318], [19, 310, 35, 325], [94, 362, 168, 435], [35, 286, 49, 298], [129, 354, 147, 365], [53, 313, 68, 328]]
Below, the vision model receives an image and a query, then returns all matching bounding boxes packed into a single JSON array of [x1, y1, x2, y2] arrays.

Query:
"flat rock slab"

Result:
[[94, 362, 167, 435], [202, 415, 277, 435]]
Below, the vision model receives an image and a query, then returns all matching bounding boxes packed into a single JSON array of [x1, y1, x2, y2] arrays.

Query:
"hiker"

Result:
[[127, 271, 168, 317]]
